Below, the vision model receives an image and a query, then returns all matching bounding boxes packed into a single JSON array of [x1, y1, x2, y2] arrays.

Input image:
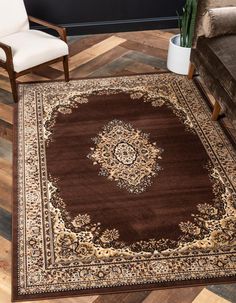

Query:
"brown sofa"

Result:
[[188, 0, 236, 124]]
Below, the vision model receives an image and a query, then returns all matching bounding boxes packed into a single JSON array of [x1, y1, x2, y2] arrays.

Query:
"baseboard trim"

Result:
[[32, 16, 178, 35]]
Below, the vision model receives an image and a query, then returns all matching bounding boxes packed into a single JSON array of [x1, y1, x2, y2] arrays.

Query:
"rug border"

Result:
[[12, 100, 19, 302], [12, 74, 236, 302]]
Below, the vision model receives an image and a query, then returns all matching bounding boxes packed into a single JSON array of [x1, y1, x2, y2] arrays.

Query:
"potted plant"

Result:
[[167, 0, 197, 75]]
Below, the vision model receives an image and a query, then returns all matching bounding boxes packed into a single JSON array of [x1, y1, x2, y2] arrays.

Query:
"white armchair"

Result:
[[0, 0, 69, 102]]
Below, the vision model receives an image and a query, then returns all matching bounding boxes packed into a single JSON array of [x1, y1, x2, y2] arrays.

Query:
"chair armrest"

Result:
[[0, 41, 13, 67], [28, 16, 67, 43]]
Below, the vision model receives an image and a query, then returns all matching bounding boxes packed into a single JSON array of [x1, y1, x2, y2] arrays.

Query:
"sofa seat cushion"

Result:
[[196, 35, 236, 100], [0, 30, 69, 73]]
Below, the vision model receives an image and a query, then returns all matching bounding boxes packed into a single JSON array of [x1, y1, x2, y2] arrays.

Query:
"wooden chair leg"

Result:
[[63, 55, 69, 82], [212, 100, 221, 121], [7, 69, 18, 103], [188, 63, 195, 80]]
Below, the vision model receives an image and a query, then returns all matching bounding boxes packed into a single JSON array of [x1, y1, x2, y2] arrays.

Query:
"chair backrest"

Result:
[[0, 0, 29, 38], [193, 0, 236, 47]]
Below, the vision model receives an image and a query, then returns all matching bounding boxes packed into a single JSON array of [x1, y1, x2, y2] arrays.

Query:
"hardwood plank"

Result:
[[51, 36, 126, 72], [192, 288, 231, 303], [0, 138, 12, 162], [87, 36, 126, 56], [0, 184, 12, 214], [0, 159, 12, 180], [0, 103, 13, 125], [0, 89, 13, 105], [0, 158, 12, 212], [89, 56, 134, 77], [54, 51, 91, 72], [0, 120, 12, 142], [68, 36, 127, 71], [68, 34, 113, 57], [0, 208, 11, 240], [0, 129, 12, 214], [116, 31, 169, 50], [28, 295, 98, 303], [18, 71, 51, 82], [34, 65, 64, 80], [94, 291, 149, 303], [124, 51, 167, 69], [0, 75, 11, 93], [142, 287, 203, 303], [147, 29, 174, 40], [207, 285, 236, 303], [122, 291, 151, 303], [163, 28, 179, 35], [125, 61, 163, 74], [122, 40, 168, 60], [71, 46, 129, 78], [0, 236, 11, 303]]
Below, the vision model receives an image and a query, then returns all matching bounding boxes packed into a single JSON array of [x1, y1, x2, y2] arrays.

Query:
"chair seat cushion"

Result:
[[196, 35, 236, 100], [0, 30, 69, 72]]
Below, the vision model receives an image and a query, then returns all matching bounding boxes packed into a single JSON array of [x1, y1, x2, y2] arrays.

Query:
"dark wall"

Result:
[[24, 0, 185, 35]]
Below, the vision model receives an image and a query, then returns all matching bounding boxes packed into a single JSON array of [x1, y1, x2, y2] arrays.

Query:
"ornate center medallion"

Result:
[[114, 142, 137, 165], [88, 120, 163, 193]]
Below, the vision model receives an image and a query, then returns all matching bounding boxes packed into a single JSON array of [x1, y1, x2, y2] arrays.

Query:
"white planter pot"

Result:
[[167, 34, 191, 75]]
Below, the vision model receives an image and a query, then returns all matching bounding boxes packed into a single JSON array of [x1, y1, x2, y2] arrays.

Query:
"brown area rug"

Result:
[[13, 74, 236, 301]]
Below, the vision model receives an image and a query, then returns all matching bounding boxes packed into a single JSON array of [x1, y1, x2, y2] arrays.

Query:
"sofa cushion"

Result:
[[196, 35, 236, 100], [192, 0, 236, 47], [203, 7, 236, 38], [0, 30, 69, 73]]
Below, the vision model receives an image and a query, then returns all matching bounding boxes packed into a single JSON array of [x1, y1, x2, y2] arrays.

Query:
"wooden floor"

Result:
[[0, 29, 235, 303]]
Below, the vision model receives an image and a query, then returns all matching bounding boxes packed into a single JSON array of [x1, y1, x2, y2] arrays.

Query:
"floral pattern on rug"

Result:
[[46, 162, 232, 266], [87, 119, 163, 194]]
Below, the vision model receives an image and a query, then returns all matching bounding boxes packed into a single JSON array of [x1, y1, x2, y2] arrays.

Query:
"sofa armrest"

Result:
[[28, 16, 67, 43]]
